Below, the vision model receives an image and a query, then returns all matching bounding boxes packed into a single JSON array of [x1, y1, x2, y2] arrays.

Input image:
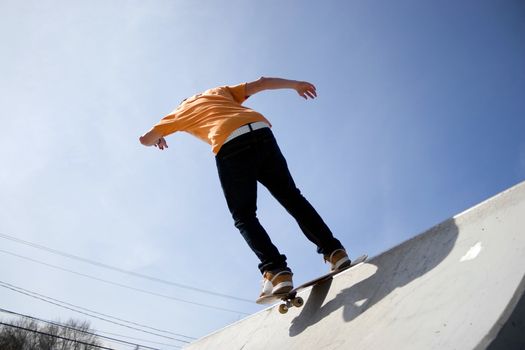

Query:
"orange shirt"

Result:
[[152, 83, 272, 154]]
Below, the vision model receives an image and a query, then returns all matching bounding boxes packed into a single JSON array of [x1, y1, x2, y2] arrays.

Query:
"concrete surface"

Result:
[[186, 181, 525, 350]]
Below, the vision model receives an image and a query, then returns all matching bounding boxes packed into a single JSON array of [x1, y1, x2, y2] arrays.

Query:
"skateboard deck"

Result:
[[256, 254, 368, 313]]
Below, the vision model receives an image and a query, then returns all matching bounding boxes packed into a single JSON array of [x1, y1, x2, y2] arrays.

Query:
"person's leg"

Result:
[[256, 130, 345, 256], [215, 134, 288, 274]]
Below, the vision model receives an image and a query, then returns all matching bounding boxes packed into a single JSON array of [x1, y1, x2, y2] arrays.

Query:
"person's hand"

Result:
[[294, 81, 317, 100], [154, 137, 168, 150]]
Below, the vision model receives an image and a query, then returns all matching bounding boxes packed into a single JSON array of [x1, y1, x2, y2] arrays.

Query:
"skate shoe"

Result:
[[256, 270, 293, 302], [325, 249, 351, 272]]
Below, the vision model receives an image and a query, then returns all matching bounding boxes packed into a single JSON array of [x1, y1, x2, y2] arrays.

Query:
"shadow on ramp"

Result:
[[290, 218, 459, 337]]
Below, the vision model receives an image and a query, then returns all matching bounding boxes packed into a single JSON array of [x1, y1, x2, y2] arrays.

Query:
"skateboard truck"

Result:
[[277, 292, 304, 314]]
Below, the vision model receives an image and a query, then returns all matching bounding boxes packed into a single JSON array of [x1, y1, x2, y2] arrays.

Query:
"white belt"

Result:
[[224, 121, 270, 144]]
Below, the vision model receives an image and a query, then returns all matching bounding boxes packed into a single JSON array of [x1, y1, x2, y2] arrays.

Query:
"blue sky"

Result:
[[1, 0, 524, 348]]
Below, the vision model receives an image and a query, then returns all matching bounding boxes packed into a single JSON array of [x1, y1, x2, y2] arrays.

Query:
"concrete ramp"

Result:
[[186, 182, 525, 350]]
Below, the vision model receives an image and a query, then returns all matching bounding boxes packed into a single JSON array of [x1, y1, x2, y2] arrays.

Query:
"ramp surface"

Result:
[[186, 182, 525, 350]]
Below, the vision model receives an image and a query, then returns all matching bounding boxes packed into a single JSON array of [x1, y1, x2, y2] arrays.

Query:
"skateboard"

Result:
[[256, 254, 368, 314]]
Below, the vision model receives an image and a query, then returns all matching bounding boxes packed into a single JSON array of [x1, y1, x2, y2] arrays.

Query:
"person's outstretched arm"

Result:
[[245, 77, 317, 100]]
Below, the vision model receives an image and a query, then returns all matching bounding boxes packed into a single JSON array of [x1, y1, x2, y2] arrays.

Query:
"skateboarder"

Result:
[[139, 77, 351, 301]]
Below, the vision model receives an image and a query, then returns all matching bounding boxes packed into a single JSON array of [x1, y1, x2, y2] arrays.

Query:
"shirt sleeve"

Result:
[[226, 83, 249, 104], [151, 113, 179, 137]]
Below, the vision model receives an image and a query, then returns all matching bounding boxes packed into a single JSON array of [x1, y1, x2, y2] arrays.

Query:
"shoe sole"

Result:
[[332, 258, 351, 272], [273, 282, 293, 295]]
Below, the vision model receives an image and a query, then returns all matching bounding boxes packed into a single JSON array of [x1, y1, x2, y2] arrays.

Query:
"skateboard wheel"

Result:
[[278, 304, 288, 314], [292, 297, 304, 308]]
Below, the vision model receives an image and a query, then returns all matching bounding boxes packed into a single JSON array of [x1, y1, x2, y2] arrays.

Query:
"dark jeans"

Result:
[[215, 127, 344, 274]]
